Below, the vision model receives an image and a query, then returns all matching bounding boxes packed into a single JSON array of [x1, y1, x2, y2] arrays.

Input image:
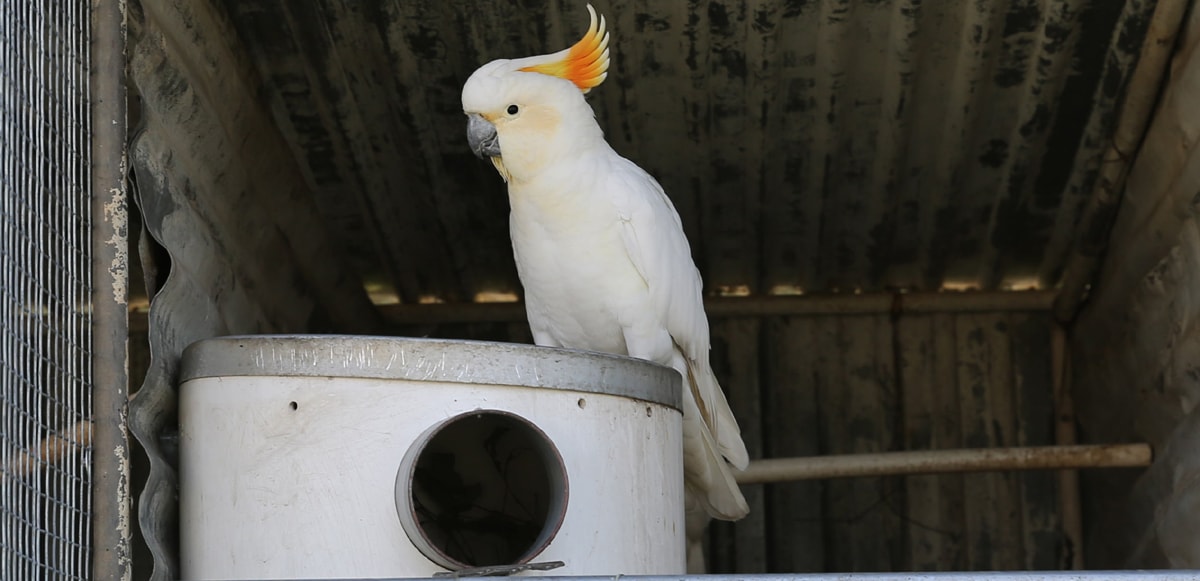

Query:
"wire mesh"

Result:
[[0, 1, 93, 580]]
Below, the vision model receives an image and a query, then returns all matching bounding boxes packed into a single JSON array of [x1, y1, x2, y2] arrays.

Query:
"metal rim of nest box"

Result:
[[396, 408, 569, 570], [178, 334, 683, 411]]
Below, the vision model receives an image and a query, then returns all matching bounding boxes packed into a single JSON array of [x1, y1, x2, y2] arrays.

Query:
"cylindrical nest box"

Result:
[[178, 335, 685, 580]]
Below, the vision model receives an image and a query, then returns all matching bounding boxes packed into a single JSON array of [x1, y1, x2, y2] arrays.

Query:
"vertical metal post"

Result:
[[1052, 324, 1084, 569], [90, 0, 131, 580]]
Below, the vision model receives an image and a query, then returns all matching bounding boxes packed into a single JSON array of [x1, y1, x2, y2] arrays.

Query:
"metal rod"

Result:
[[378, 290, 1056, 325], [1052, 0, 1191, 323], [90, 0, 131, 579], [734, 444, 1152, 484], [1052, 324, 1085, 568]]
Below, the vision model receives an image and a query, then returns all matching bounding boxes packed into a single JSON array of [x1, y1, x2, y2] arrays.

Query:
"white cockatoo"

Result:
[[461, 4, 749, 571]]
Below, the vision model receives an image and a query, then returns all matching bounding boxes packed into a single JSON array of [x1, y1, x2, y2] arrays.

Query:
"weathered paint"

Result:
[[195, 0, 1161, 302], [92, 0, 133, 579], [105, 186, 130, 306], [1071, 3, 1200, 568]]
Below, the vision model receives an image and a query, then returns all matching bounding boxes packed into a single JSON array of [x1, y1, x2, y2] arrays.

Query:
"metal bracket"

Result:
[[434, 560, 566, 578]]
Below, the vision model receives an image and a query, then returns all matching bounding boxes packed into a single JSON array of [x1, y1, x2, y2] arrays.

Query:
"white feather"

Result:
[[506, 148, 749, 521], [461, 19, 751, 545]]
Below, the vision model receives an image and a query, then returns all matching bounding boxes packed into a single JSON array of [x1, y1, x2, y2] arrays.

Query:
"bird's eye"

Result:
[[507, 104, 519, 116]]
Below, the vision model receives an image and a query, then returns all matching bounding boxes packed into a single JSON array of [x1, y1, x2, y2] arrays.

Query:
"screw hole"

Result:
[[289, 401, 298, 411], [577, 398, 586, 409]]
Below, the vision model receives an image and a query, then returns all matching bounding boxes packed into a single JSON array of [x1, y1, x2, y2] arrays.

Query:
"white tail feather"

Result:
[[692, 357, 749, 470], [677, 349, 749, 520]]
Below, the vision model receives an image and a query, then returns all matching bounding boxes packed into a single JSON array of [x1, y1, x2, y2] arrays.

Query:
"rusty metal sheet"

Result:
[[211, 0, 1161, 303]]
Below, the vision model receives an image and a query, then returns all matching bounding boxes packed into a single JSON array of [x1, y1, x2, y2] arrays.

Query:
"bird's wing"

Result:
[[607, 159, 707, 360], [608, 156, 749, 471]]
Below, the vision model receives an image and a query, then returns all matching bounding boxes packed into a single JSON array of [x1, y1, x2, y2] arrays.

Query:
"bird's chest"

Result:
[[507, 190, 645, 351]]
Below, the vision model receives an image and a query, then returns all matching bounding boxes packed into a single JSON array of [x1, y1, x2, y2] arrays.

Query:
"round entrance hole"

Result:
[[395, 410, 568, 570]]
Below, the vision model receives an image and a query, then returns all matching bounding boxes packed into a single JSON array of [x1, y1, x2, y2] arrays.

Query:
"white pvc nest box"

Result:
[[177, 335, 686, 580]]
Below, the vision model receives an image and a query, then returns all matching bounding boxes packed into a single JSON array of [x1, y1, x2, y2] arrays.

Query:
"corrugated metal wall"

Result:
[[705, 312, 1069, 572], [217, 0, 1159, 302], [402, 310, 1071, 573], [714, 312, 1068, 572]]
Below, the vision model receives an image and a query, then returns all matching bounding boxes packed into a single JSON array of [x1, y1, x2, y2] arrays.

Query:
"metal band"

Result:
[[180, 335, 682, 410]]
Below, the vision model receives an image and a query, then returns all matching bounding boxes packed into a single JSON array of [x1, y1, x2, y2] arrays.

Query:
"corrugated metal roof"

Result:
[[217, 0, 1159, 305]]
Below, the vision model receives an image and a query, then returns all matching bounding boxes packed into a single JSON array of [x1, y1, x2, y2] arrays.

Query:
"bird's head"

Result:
[[461, 4, 610, 184]]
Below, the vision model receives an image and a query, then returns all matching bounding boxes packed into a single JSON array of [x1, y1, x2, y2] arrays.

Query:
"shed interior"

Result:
[[123, 0, 1200, 578]]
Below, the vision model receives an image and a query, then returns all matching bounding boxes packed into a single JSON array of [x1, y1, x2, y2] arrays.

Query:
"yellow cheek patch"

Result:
[[521, 104, 560, 135], [520, 3, 610, 93]]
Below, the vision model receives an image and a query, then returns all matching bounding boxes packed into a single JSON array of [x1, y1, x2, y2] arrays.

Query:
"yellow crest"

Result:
[[520, 4, 610, 93]]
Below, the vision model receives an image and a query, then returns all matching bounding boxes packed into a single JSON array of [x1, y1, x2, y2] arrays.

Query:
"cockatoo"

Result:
[[461, 4, 749, 571]]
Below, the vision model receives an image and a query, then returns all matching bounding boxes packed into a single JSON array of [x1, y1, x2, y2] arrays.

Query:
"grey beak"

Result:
[[466, 113, 501, 159]]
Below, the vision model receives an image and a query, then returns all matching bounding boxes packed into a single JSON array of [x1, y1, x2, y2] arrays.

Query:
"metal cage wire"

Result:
[[0, 1, 94, 580]]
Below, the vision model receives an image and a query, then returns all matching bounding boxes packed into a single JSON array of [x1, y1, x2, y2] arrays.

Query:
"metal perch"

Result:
[[736, 443, 1152, 484]]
